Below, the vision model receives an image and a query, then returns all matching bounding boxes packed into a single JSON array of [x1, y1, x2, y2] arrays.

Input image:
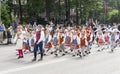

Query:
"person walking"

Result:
[[32, 25, 45, 61]]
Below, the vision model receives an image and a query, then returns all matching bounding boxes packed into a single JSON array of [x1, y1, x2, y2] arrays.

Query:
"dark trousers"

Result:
[[7, 38, 11, 44], [33, 41, 44, 59]]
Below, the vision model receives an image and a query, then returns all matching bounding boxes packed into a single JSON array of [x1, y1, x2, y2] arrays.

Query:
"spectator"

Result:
[[12, 20, 18, 31], [118, 23, 120, 31], [0, 22, 4, 31], [7, 26, 12, 44]]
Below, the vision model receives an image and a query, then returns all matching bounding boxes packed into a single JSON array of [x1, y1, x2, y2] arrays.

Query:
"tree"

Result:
[[0, 2, 11, 28], [107, 9, 119, 23]]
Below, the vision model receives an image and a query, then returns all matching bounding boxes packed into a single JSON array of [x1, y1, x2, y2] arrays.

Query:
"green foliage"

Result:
[[1, 0, 120, 26], [107, 9, 119, 22], [1, 3, 11, 28], [26, 0, 45, 17]]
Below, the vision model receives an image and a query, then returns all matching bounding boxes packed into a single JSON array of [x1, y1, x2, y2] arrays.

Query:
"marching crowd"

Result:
[[1, 21, 120, 61]]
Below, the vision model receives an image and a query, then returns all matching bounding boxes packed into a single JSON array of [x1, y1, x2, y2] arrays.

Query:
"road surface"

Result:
[[0, 44, 120, 74]]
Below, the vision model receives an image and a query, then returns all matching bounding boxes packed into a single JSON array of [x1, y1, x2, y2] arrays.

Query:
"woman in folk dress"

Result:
[[44, 29, 52, 55], [64, 29, 72, 53], [79, 31, 87, 57], [104, 30, 110, 49], [71, 30, 79, 56], [96, 30, 105, 51], [29, 31, 35, 52], [86, 29, 92, 54], [57, 29, 65, 56], [52, 29, 59, 55]]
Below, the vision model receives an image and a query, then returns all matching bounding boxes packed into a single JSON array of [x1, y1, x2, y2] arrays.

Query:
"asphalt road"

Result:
[[0, 44, 120, 74]]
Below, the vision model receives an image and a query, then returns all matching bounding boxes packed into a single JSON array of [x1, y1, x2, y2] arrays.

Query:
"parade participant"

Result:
[[52, 29, 59, 55], [16, 25, 24, 59], [30, 31, 35, 52], [97, 29, 105, 51], [86, 28, 92, 54], [79, 31, 87, 57], [71, 30, 79, 56], [64, 28, 72, 53], [109, 30, 116, 52], [32, 25, 45, 61], [113, 29, 120, 48], [54, 29, 65, 56], [22, 28, 30, 53], [104, 30, 110, 49], [44, 29, 52, 55]]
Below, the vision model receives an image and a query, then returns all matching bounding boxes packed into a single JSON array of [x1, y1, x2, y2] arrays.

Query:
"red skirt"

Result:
[[71, 44, 79, 49], [52, 42, 58, 46], [44, 43, 52, 48], [64, 42, 71, 46], [24, 44, 29, 50], [104, 37, 109, 42], [98, 39, 104, 44]]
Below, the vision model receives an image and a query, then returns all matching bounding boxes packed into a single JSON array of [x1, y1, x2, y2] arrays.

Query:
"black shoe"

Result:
[[88, 51, 91, 54], [111, 49, 114, 52], [97, 50, 101, 52], [79, 54, 82, 58], [18, 56, 23, 59], [85, 51, 87, 54], [55, 54, 58, 56], [32, 58, 36, 61], [83, 54, 86, 56], [62, 53, 65, 56], [21, 56, 24, 58], [65, 51, 68, 53], [18, 56, 21, 59], [44, 53, 46, 56], [38, 58, 43, 61], [72, 54, 75, 57], [77, 53, 79, 56], [51, 52, 53, 54]]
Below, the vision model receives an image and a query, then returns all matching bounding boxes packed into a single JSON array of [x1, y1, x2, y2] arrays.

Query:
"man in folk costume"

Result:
[[44, 29, 52, 55], [32, 25, 45, 61], [79, 31, 87, 57]]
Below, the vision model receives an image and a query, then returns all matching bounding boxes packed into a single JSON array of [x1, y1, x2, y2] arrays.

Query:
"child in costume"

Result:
[[16, 26, 24, 59]]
